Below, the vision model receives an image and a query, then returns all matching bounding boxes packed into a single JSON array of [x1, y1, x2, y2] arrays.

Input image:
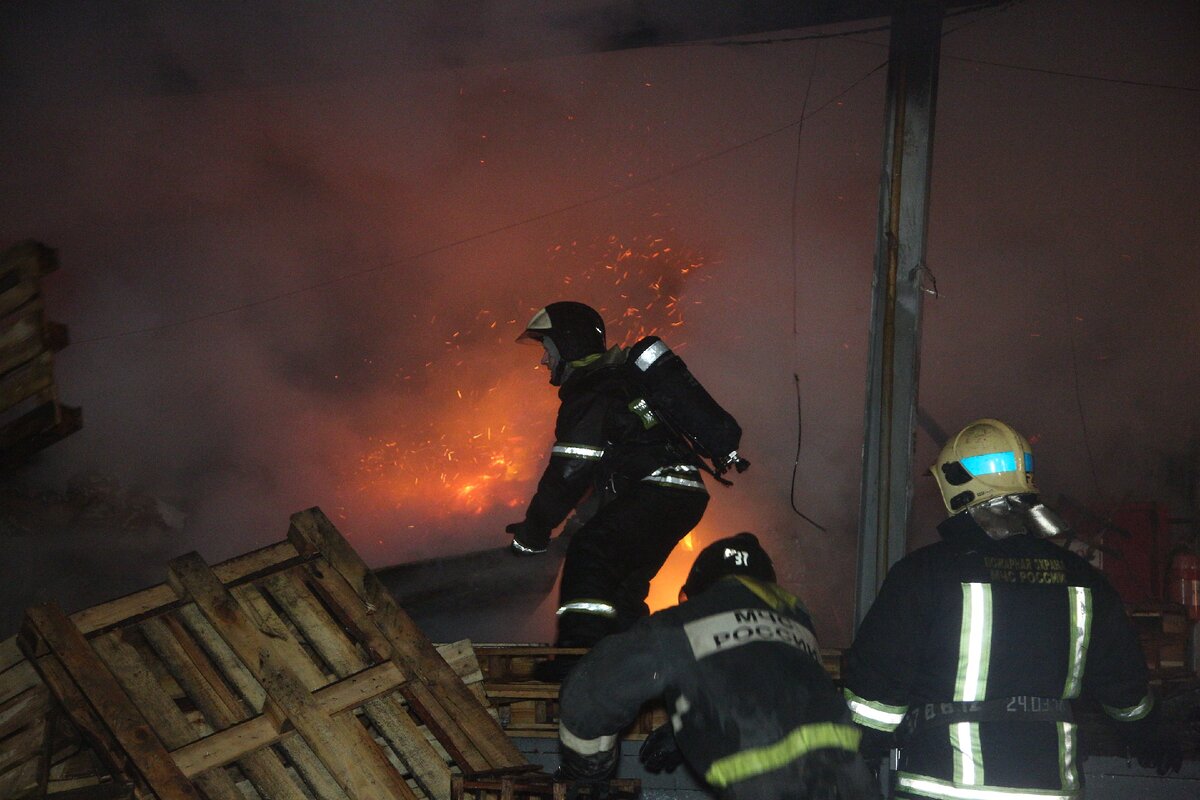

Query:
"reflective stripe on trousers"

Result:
[[557, 600, 616, 618]]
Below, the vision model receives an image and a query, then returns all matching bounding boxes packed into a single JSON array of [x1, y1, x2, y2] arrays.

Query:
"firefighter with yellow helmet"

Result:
[[843, 418, 1180, 799]]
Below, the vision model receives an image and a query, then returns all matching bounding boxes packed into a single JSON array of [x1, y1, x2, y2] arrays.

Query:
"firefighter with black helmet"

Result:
[[556, 533, 879, 800], [843, 418, 1181, 799], [508, 301, 710, 650]]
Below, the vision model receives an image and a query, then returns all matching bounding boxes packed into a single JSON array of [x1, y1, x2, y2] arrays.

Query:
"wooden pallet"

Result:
[[0, 240, 81, 472], [14, 508, 530, 800]]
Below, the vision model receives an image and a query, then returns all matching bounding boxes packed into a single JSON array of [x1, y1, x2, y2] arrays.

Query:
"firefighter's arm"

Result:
[[842, 554, 929, 739], [558, 621, 669, 779], [1082, 577, 1153, 722], [1083, 580, 1182, 774], [513, 401, 606, 549]]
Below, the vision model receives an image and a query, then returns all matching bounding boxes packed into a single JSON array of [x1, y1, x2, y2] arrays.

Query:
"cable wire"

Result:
[[787, 38, 827, 532]]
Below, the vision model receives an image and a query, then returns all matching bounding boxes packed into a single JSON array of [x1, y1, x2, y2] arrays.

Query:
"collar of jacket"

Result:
[[558, 345, 627, 397], [727, 575, 804, 615], [937, 510, 990, 545]]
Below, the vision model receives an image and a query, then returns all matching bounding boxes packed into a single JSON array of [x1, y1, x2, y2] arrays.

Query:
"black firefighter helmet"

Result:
[[517, 301, 606, 361], [680, 532, 775, 601]]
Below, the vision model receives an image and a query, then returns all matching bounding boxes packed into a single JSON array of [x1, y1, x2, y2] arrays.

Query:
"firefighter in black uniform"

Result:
[[843, 418, 1181, 800], [556, 533, 878, 800], [507, 301, 709, 648]]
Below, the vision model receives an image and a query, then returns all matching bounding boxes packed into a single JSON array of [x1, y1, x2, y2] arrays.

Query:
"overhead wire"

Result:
[[788, 38, 828, 533]]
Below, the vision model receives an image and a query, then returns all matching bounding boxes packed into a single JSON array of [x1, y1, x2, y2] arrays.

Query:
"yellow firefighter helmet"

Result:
[[931, 418, 1037, 514]]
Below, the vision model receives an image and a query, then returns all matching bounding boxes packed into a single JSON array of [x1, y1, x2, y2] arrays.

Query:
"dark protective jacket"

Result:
[[558, 575, 871, 799], [843, 512, 1153, 800], [519, 345, 707, 548]]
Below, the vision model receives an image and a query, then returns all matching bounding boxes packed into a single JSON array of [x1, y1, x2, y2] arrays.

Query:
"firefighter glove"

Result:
[[638, 724, 683, 774], [506, 521, 549, 556]]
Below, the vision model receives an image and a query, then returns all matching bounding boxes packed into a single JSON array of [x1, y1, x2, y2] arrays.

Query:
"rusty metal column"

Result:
[[855, 0, 943, 625]]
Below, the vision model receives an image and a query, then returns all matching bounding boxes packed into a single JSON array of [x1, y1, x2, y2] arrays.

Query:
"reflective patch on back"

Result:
[[684, 609, 818, 661]]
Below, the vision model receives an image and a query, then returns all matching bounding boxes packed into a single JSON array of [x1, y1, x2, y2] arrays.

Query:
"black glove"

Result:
[[1130, 737, 1183, 776], [639, 724, 684, 774], [506, 521, 549, 555]]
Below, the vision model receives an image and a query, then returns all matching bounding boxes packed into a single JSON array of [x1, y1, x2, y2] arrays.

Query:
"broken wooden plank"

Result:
[[167, 551, 418, 800], [288, 508, 525, 773], [21, 603, 201, 800]]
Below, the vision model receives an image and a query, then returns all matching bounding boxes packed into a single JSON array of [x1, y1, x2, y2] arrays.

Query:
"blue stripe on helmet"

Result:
[[1024, 452, 1034, 472], [960, 451, 1018, 476]]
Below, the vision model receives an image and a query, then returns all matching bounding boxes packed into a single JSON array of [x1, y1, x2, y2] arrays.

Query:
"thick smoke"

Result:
[[0, 1, 1196, 645]]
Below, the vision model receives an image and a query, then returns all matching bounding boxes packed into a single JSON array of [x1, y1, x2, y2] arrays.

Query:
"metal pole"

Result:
[[855, 0, 943, 626]]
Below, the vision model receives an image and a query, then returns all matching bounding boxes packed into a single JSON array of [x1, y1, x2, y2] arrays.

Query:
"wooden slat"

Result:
[[0, 350, 54, 411], [68, 542, 303, 636], [91, 631, 243, 800], [175, 604, 350, 800], [289, 508, 525, 773], [1, 635, 26, 673], [0, 684, 48, 741], [21, 604, 200, 800], [482, 685, 559, 701], [263, 568, 454, 800], [0, 660, 44, 708], [302, 557, 488, 770], [435, 641, 484, 687], [170, 660, 406, 778], [0, 299, 47, 376], [0, 240, 54, 320], [0, 750, 43, 799], [167, 552, 418, 800], [0, 715, 44, 774], [32, 654, 133, 793]]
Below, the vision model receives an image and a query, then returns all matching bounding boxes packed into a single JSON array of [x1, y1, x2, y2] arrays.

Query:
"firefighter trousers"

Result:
[[555, 480, 708, 647]]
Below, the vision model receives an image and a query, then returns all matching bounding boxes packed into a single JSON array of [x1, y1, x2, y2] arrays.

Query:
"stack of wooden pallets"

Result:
[[0, 240, 81, 471], [1, 508, 586, 800]]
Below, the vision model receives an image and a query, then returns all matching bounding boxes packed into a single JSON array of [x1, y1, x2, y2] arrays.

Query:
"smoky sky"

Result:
[[0, 0, 1196, 646]]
